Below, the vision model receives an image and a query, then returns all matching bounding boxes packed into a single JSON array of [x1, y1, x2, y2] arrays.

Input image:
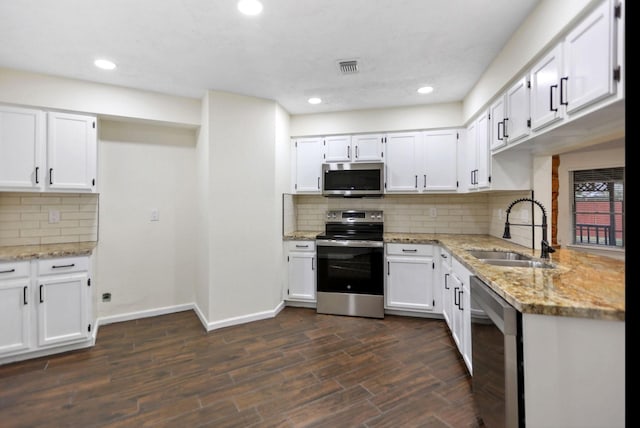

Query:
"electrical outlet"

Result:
[[150, 208, 159, 221], [102, 292, 111, 302], [48, 209, 60, 224], [430, 207, 437, 218], [498, 209, 503, 220], [521, 208, 529, 221]]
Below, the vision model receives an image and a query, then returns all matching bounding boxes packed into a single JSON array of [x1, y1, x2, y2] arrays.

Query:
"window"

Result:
[[572, 167, 624, 248]]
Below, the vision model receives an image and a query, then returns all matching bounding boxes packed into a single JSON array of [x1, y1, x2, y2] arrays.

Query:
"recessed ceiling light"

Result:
[[308, 97, 322, 105], [94, 59, 116, 70], [237, 0, 263, 15], [417, 86, 434, 94]]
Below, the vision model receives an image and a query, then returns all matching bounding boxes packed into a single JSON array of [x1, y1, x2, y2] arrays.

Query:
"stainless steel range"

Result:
[[315, 210, 384, 318]]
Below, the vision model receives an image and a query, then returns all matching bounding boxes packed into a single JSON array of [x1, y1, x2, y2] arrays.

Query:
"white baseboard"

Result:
[[202, 301, 285, 331], [95, 301, 286, 335]]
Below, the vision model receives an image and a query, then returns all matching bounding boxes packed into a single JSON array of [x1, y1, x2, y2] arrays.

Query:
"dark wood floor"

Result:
[[0, 307, 482, 427]]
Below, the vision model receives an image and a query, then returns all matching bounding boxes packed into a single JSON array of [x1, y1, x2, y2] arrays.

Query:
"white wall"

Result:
[[463, 0, 597, 122], [557, 140, 625, 259], [290, 102, 462, 137], [0, 67, 201, 127], [206, 91, 285, 322], [96, 120, 198, 318]]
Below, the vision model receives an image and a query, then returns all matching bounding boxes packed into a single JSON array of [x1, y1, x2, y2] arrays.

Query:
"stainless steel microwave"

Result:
[[322, 162, 384, 197]]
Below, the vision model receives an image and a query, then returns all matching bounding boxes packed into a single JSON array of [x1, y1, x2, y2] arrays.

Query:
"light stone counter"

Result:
[[385, 233, 625, 321], [0, 241, 97, 261], [283, 231, 320, 241]]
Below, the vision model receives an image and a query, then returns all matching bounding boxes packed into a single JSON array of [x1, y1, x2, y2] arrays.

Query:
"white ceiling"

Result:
[[0, 0, 541, 115]]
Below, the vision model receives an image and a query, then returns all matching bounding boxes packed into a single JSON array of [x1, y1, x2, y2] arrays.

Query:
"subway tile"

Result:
[[41, 235, 81, 245], [0, 236, 40, 246], [21, 228, 60, 237]]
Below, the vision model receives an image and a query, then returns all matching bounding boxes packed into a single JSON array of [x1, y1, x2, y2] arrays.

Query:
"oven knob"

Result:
[[376, 214, 382, 219]]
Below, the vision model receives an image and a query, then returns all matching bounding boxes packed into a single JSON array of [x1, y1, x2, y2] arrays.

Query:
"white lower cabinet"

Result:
[[286, 241, 316, 303], [385, 243, 437, 313], [0, 256, 93, 362], [452, 257, 473, 374], [0, 261, 32, 355]]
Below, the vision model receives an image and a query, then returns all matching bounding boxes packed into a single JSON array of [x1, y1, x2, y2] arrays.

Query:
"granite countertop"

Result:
[[0, 241, 97, 261], [285, 231, 625, 321]]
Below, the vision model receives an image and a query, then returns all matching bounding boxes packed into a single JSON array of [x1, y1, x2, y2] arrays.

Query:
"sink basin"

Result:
[[467, 250, 532, 261], [482, 259, 555, 269]]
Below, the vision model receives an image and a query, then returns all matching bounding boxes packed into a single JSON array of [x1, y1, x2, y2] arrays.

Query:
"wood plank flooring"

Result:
[[0, 307, 482, 427]]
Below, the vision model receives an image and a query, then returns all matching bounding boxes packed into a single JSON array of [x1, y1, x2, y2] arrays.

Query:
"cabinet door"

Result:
[[287, 252, 316, 301], [530, 45, 564, 131], [385, 132, 420, 192], [293, 137, 323, 193], [563, 0, 616, 114], [461, 282, 472, 374], [386, 256, 434, 311], [422, 130, 458, 191], [441, 261, 453, 330], [505, 77, 530, 144], [0, 279, 32, 356], [0, 106, 45, 191], [324, 135, 351, 162], [352, 134, 384, 162], [47, 112, 97, 192], [474, 111, 491, 189], [464, 121, 477, 190], [37, 273, 89, 347], [450, 273, 463, 351], [489, 96, 506, 151]]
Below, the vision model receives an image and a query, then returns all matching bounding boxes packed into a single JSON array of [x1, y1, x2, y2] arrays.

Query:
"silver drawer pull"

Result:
[[1, 268, 16, 274], [402, 249, 418, 253], [295, 244, 309, 248], [52, 263, 75, 269]]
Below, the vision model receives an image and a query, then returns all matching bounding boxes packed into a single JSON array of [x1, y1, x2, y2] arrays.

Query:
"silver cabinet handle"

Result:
[[295, 244, 309, 248], [0, 269, 16, 274]]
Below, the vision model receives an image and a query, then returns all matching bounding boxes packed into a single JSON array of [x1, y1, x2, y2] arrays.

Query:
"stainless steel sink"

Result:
[[467, 249, 555, 269], [467, 250, 532, 261], [481, 259, 555, 269]]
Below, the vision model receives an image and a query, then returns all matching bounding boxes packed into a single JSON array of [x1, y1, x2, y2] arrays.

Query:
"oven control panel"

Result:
[[326, 210, 383, 223]]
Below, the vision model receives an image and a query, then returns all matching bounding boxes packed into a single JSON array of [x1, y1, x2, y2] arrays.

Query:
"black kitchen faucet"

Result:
[[502, 198, 556, 260]]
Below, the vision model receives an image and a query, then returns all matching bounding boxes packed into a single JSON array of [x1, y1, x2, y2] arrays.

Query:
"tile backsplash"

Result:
[[0, 193, 98, 246], [295, 193, 493, 234]]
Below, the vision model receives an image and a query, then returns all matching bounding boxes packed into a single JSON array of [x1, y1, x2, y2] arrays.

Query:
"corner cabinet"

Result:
[[0, 105, 98, 193], [384, 243, 438, 313], [0, 255, 94, 364], [285, 241, 316, 304], [464, 111, 490, 191]]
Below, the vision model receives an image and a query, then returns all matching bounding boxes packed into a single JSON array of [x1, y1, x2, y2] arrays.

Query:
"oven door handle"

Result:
[[316, 239, 384, 248]]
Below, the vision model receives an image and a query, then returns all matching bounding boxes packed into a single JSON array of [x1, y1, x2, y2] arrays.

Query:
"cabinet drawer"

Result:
[[37, 256, 88, 275], [439, 248, 452, 267], [288, 241, 316, 252], [386, 243, 433, 256], [0, 260, 30, 280]]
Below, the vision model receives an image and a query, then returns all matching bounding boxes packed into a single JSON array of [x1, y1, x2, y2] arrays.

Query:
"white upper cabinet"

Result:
[[292, 137, 323, 193], [384, 131, 421, 192], [489, 96, 506, 151], [323, 135, 351, 162], [421, 130, 458, 192], [465, 111, 490, 191], [505, 76, 530, 144], [0, 107, 97, 193], [563, 0, 618, 115], [530, 45, 564, 131], [47, 112, 97, 192], [324, 134, 384, 163], [351, 134, 384, 162], [0, 106, 45, 191], [490, 77, 530, 152]]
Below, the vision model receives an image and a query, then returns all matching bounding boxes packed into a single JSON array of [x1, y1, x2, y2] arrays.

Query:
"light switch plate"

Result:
[[48, 209, 60, 223], [150, 208, 159, 221], [430, 207, 437, 218]]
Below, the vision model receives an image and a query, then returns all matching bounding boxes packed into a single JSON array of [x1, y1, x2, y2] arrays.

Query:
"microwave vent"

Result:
[[338, 60, 359, 74]]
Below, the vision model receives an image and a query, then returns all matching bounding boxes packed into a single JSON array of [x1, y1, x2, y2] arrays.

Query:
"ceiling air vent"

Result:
[[338, 60, 359, 74]]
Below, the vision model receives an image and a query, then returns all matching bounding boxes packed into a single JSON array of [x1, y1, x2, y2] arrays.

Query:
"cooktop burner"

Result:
[[317, 210, 383, 241]]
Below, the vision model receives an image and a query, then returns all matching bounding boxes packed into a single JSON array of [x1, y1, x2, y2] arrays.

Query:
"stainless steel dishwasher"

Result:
[[470, 276, 525, 428]]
